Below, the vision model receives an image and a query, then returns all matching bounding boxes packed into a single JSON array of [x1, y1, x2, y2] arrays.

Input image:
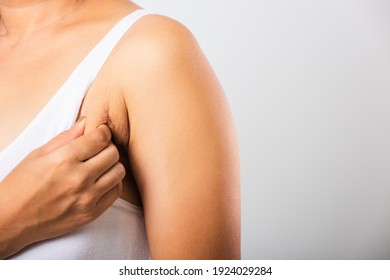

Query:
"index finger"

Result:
[[60, 124, 112, 162]]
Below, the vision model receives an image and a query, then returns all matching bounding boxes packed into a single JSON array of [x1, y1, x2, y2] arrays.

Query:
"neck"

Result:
[[0, 0, 81, 42]]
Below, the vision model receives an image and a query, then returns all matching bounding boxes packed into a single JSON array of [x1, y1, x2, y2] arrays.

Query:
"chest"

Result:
[[0, 42, 139, 206], [0, 37, 128, 152]]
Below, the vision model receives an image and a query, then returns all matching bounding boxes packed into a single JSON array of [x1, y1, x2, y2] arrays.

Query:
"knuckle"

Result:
[[109, 144, 120, 162], [74, 201, 99, 225], [116, 163, 126, 178], [64, 152, 78, 165], [67, 172, 89, 192], [49, 150, 67, 167], [80, 213, 95, 225], [52, 148, 77, 166], [94, 129, 110, 147], [74, 194, 93, 213], [76, 211, 95, 226]]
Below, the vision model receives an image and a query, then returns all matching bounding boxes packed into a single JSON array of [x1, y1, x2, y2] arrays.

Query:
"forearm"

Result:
[[0, 182, 31, 259], [0, 224, 26, 259]]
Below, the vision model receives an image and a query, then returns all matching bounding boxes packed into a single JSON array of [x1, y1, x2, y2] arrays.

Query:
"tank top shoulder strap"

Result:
[[56, 9, 152, 103]]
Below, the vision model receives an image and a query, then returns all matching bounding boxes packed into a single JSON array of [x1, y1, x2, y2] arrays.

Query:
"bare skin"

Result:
[[0, 119, 125, 259], [0, 0, 240, 259]]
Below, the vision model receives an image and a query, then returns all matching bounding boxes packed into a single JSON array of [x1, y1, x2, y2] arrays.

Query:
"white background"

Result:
[[134, 0, 390, 259]]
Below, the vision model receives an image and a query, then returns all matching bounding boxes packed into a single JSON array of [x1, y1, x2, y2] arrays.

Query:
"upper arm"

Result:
[[117, 15, 240, 259]]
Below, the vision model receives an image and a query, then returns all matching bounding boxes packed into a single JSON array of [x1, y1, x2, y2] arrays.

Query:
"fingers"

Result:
[[41, 117, 86, 154], [95, 182, 123, 214], [61, 124, 112, 162], [94, 162, 126, 194], [84, 143, 121, 179]]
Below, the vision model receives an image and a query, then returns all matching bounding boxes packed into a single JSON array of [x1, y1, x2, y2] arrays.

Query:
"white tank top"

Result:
[[0, 9, 151, 259]]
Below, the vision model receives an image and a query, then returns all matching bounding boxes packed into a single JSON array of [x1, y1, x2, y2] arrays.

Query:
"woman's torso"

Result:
[[0, 0, 150, 259]]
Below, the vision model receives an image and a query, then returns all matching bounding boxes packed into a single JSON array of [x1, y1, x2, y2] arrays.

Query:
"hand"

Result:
[[0, 117, 125, 259]]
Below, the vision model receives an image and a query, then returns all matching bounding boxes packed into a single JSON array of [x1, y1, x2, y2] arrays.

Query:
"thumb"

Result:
[[41, 116, 86, 154]]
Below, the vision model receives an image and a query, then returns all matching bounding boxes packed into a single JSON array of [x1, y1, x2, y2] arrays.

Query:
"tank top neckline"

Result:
[[0, 9, 146, 158]]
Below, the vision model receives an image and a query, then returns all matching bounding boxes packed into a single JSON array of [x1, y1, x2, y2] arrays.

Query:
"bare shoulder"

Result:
[[110, 13, 231, 141], [111, 13, 210, 95], [125, 13, 194, 42], [116, 13, 197, 61]]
